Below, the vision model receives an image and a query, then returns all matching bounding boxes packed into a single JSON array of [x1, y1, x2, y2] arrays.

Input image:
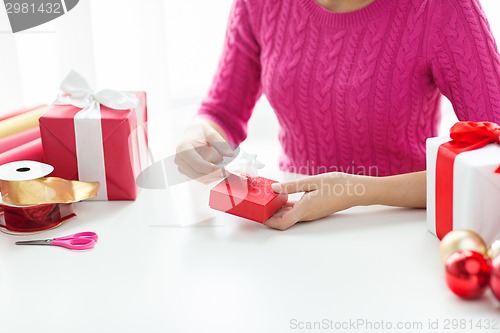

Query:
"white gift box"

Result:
[[426, 137, 500, 245]]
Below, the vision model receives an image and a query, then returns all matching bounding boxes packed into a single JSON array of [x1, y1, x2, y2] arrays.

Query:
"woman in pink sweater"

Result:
[[175, 0, 500, 230]]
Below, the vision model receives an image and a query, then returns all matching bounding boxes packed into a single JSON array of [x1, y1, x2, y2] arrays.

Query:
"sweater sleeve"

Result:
[[429, 0, 500, 124], [197, 0, 262, 146]]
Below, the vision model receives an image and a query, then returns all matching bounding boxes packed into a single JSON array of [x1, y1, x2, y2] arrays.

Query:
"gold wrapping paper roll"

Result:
[[0, 105, 47, 139], [0, 177, 100, 205]]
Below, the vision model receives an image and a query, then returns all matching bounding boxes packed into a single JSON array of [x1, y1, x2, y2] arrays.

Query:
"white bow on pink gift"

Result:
[[53, 70, 142, 200]]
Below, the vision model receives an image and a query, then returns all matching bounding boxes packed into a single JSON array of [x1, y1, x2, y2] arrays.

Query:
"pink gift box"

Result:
[[39, 92, 148, 200], [209, 174, 288, 223]]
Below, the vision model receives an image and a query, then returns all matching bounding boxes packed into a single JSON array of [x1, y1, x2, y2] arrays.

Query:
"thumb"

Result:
[[271, 177, 319, 194]]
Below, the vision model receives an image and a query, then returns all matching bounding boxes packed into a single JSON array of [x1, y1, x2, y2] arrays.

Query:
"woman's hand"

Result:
[[265, 173, 368, 230], [265, 171, 426, 230], [175, 118, 235, 183]]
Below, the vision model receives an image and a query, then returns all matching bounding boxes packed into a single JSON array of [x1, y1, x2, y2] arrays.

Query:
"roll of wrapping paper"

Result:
[[0, 127, 40, 153], [0, 104, 46, 122], [0, 105, 47, 139], [0, 202, 75, 233], [0, 138, 44, 165]]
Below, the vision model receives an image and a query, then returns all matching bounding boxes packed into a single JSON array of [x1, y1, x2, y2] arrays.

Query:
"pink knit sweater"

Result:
[[198, 0, 500, 176]]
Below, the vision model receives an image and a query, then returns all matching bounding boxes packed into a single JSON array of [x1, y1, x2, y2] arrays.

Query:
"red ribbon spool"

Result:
[[0, 203, 75, 233]]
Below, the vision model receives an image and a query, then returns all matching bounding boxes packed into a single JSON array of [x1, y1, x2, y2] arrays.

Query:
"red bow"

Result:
[[435, 121, 500, 239], [450, 121, 500, 149]]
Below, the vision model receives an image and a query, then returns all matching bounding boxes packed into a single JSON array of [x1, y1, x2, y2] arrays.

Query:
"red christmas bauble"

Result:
[[490, 254, 500, 302], [445, 250, 492, 299]]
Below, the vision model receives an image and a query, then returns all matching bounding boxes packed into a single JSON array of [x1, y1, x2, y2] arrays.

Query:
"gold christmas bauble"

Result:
[[488, 240, 500, 260], [439, 230, 487, 264]]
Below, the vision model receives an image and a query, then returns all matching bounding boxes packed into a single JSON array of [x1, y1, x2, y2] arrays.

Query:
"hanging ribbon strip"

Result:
[[0, 177, 99, 206], [54, 71, 142, 200], [435, 121, 500, 239], [0, 202, 75, 233]]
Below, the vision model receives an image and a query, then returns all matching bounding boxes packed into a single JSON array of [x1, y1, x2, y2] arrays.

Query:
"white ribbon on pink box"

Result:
[[51, 71, 148, 200]]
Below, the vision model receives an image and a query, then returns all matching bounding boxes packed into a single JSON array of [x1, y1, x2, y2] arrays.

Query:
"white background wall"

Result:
[[0, 0, 499, 165]]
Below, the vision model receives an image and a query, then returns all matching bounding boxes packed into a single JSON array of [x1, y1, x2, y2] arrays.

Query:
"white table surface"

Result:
[[0, 183, 498, 333]]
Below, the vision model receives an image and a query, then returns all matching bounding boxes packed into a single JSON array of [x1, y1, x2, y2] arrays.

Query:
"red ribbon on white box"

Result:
[[53, 71, 147, 200], [435, 121, 500, 239]]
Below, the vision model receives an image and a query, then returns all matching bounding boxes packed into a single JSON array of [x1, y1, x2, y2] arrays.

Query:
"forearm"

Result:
[[195, 0, 262, 147], [355, 171, 427, 208], [266, 171, 428, 229]]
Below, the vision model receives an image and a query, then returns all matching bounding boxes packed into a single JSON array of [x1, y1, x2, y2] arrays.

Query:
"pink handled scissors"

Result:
[[15, 232, 98, 251]]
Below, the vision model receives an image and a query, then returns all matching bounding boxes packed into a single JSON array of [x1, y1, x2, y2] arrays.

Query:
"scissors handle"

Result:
[[54, 232, 98, 242], [51, 238, 96, 251]]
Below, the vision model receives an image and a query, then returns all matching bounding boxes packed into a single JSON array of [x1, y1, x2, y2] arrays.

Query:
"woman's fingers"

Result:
[[195, 144, 224, 164], [177, 164, 224, 184], [176, 143, 222, 175], [269, 201, 295, 218], [271, 176, 320, 194], [175, 122, 235, 181], [265, 202, 302, 231], [175, 145, 226, 183]]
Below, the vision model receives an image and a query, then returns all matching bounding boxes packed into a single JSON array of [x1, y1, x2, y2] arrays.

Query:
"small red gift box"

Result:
[[209, 174, 288, 223]]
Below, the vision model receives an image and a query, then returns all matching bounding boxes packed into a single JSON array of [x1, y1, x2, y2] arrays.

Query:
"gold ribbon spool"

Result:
[[0, 161, 99, 205], [0, 177, 99, 205]]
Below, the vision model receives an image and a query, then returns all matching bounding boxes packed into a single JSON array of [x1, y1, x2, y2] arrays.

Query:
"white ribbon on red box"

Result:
[[53, 71, 146, 200], [225, 149, 264, 179]]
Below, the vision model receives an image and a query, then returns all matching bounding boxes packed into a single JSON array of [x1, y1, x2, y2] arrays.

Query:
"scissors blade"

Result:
[[15, 239, 53, 246]]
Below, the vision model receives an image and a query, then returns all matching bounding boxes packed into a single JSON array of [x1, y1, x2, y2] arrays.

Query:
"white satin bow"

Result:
[[226, 150, 265, 178], [55, 70, 138, 111]]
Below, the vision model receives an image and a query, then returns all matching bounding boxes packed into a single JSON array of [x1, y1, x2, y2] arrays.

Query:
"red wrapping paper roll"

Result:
[[0, 202, 75, 233], [0, 104, 46, 122], [0, 127, 40, 153], [0, 138, 44, 165]]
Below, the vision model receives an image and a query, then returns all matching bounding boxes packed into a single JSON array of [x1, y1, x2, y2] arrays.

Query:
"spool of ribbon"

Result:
[[0, 161, 99, 233], [0, 203, 75, 234], [0, 177, 100, 205], [53, 70, 146, 200], [0, 160, 99, 206], [435, 121, 500, 239]]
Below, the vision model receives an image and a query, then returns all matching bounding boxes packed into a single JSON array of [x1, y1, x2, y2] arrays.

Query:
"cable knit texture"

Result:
[[198, 0, 500, 176]]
